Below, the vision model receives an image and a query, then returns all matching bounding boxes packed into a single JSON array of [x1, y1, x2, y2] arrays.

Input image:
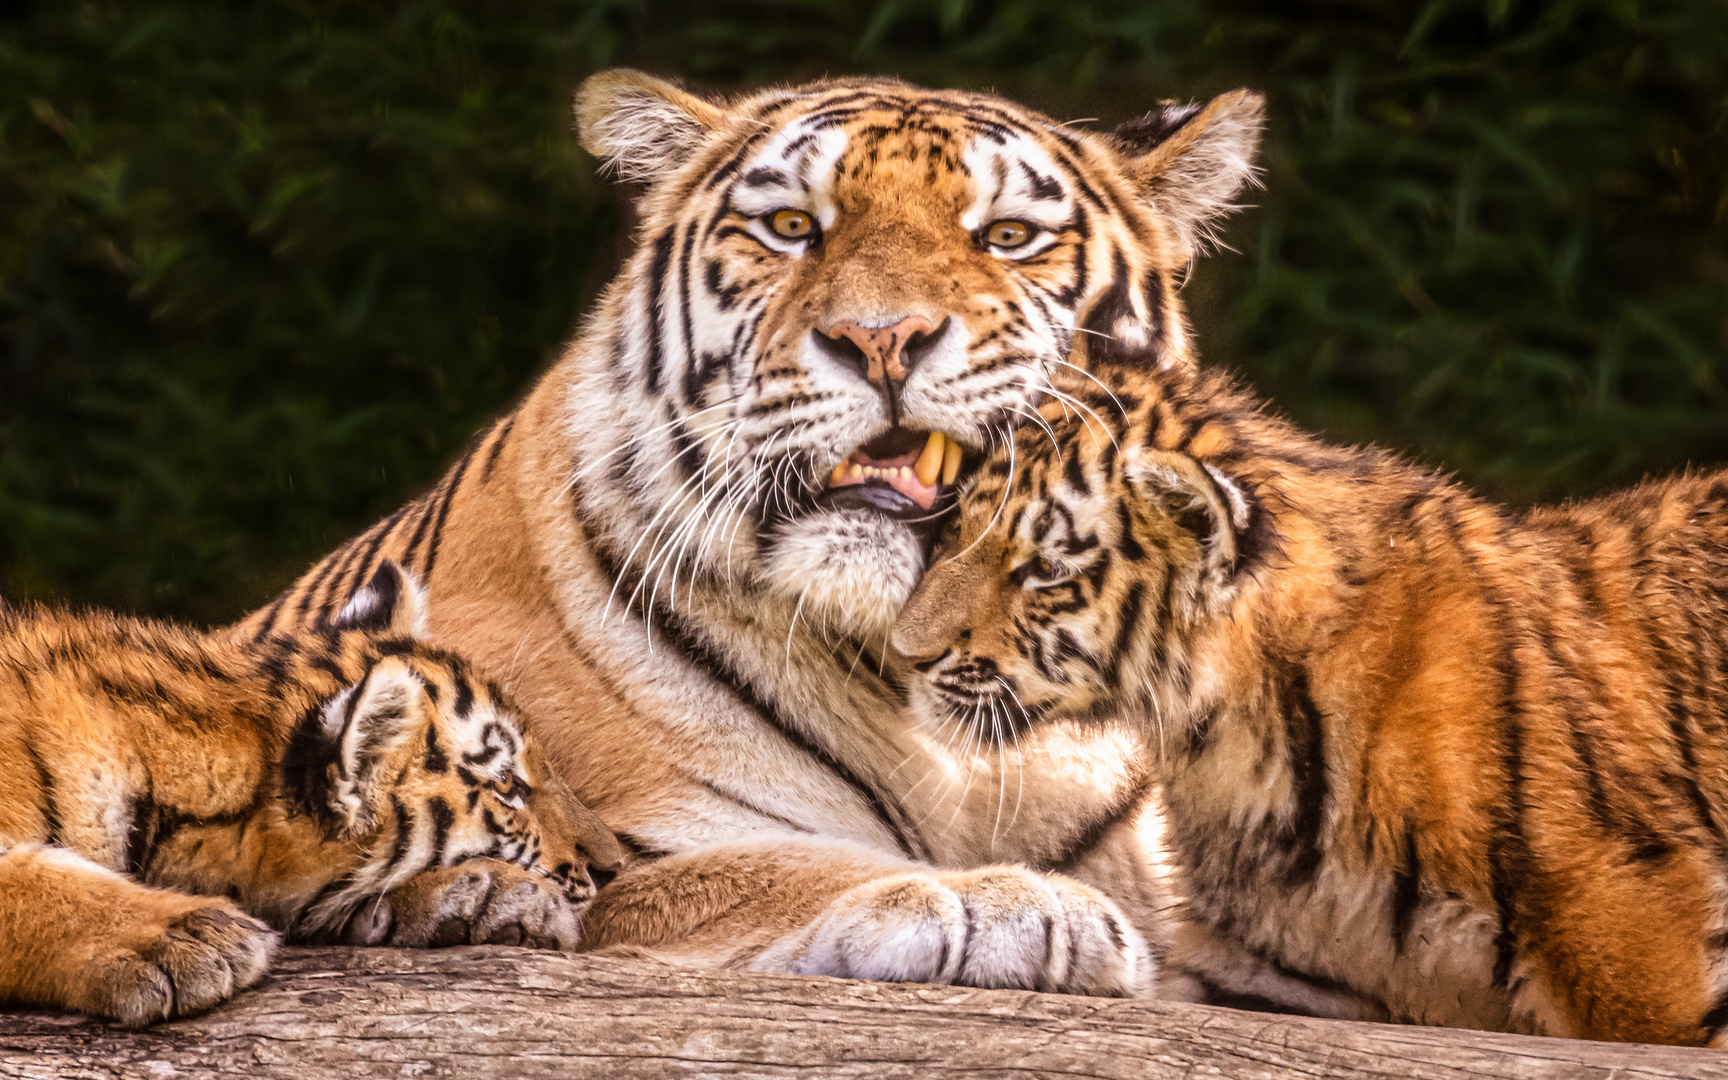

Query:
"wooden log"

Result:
[[1, 947, 1722, 1079]]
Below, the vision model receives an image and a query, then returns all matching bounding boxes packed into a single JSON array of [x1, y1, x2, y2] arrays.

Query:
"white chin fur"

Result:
[[760, 510, 924, 639]]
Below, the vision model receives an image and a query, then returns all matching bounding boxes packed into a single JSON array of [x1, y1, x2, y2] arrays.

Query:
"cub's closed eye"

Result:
[[490, 776, 531, 808], [769, 208, 816, 240], [1012, 555, 1068, 587], [985, 220, 1032, 249]]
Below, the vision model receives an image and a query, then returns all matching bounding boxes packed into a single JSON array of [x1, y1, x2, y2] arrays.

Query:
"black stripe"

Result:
[[1281, 665, 1328, 885], [123, 785, 159, 876], [397, 492, 442, 580], [24, 742, 61, 845], [423, 725, 449, 773], [1105, 580, 1145, 682], [422, 445, 477, 580], [1702, 991, 1728, 1037], [291, 545, 349, 635], [1390, 820, 1421, 952], [614, 831, 670, 860], [427, 797, 455, 867], [479, 413, 518, 484], [314, 530, 375, 627], [691, 774, 816, 835], [249, 590, 291, 644], [676, 224, 699, 406], [292, 872, 356, 941], [381, 796, 416, 877], [643, 227, 676, 393], [1047, 767, 1154, 873]]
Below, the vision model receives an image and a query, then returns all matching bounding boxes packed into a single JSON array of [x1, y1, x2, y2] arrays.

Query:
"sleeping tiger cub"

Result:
[[0, 561, 622, 1026], [894, 361, 1728, 1045]]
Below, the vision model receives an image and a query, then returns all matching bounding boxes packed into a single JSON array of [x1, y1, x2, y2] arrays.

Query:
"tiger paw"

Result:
[[78, 903, 277, 1027], [362, 858, 582, 950], [750, 865, 1154, 996]]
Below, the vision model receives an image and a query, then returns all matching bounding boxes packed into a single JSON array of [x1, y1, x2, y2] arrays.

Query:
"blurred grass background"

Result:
[[3, 1, 1725, 622]]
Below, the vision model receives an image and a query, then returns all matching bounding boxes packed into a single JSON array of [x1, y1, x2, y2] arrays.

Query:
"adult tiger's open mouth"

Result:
[[815, 426, 980, 546]]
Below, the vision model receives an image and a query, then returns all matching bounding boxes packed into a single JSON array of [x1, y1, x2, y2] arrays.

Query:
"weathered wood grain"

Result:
[[1, 947, 1721, 1079]]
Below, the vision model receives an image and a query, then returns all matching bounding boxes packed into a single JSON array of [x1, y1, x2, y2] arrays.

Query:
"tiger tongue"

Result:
[[829, 435, 940, 508], [827, 449, 939, 510]]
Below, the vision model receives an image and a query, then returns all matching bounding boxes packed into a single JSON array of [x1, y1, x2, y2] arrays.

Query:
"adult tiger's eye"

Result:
[[987, 220, 1031, 248], [770, 209, 815, 239]]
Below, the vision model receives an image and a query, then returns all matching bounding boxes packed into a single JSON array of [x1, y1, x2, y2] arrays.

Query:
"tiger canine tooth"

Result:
[[941, 436, 963, 485], [914, 431, 945, 487]]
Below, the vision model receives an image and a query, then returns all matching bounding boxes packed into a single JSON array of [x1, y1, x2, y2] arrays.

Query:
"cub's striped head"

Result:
[[282, 562, 624, 941], [574, 70, 1262, 637], [892, 378, 1254, 739]]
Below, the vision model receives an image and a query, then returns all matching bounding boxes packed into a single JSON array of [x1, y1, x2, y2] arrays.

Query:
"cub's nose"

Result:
[[815, 315, 949, 425]]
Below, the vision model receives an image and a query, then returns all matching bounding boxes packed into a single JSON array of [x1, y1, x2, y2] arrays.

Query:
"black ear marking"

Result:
[[1109, 101, 1205, 156], [334, 561, 407, 632]]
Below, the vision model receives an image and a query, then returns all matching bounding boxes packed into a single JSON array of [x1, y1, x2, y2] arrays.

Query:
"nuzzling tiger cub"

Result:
[[895, 362, 1728, 1046], [0, 562, 622, 1026]]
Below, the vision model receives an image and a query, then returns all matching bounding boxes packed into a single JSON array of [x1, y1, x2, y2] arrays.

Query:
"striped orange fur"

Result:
[[231, 69, 1267, 993], [0, 562, 620, 1026], [896, 361, 1728, 1044]]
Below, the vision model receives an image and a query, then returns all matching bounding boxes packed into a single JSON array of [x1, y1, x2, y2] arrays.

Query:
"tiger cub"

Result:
[[0, 561, 623, 1026], [894, 362, 1728, 1046]]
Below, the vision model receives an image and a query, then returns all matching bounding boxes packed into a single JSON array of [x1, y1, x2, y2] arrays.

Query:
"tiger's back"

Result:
[[897, 362, 1728, 1044], [0, 562, 620, 1026]]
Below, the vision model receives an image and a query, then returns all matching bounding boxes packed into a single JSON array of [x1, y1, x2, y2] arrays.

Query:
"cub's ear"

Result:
[[1125, 448, 1253, 602], [323, 657, 427, 838], [1108, 89, 1264, 257], [334, 560, 429, 639], [575, 68, 730, 184]]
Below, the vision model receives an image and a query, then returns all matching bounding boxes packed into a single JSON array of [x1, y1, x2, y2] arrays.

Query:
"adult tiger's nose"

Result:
[[816, 315, 949, 426]]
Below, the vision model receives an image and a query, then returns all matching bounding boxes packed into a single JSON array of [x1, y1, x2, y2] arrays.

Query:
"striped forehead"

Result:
[[730, 94, 1074, 228]]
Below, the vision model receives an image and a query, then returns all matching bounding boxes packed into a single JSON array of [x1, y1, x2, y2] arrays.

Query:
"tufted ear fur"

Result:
[[1108, 89, 1264, 258], [575, 68, 730, 184], [322, 657, 427, 838], [334, 560, 429, 639], [1125, 448, 1252, 606]]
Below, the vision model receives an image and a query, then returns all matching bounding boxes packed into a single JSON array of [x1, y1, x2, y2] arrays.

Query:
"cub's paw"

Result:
[[81, 903, 277, 1027], [360, 859, 582, 950], [751, 866, 1153, 996]]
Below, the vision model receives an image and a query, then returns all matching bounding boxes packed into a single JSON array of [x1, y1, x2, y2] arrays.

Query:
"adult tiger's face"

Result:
[[574, 71, 1261, 637]]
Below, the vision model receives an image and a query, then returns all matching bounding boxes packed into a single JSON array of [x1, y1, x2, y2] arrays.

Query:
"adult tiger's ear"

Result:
[[575, 68, 730, 184], [1108, 89, 1265, 258], [1125, 448, 1253, 606], [334, 560, 429, 639], [323, 656, 428, 838]]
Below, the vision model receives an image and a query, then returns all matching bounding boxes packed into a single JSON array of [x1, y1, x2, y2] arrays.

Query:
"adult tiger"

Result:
[[240, 70, 1261, 994], [895, 361, 1728, 1045]]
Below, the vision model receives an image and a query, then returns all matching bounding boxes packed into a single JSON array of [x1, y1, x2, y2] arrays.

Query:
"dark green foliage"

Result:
[[3, 1, 1724, 620]]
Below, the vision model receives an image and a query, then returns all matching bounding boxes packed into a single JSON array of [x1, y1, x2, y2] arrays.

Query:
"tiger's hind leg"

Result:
[[0, 844, 276, 1026]]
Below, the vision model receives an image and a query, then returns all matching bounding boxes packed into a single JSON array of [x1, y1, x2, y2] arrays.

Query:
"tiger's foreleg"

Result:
[[345, 857, 585, 950], [576, 837, 1154, 995], [0, 843, 276, 1026]]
